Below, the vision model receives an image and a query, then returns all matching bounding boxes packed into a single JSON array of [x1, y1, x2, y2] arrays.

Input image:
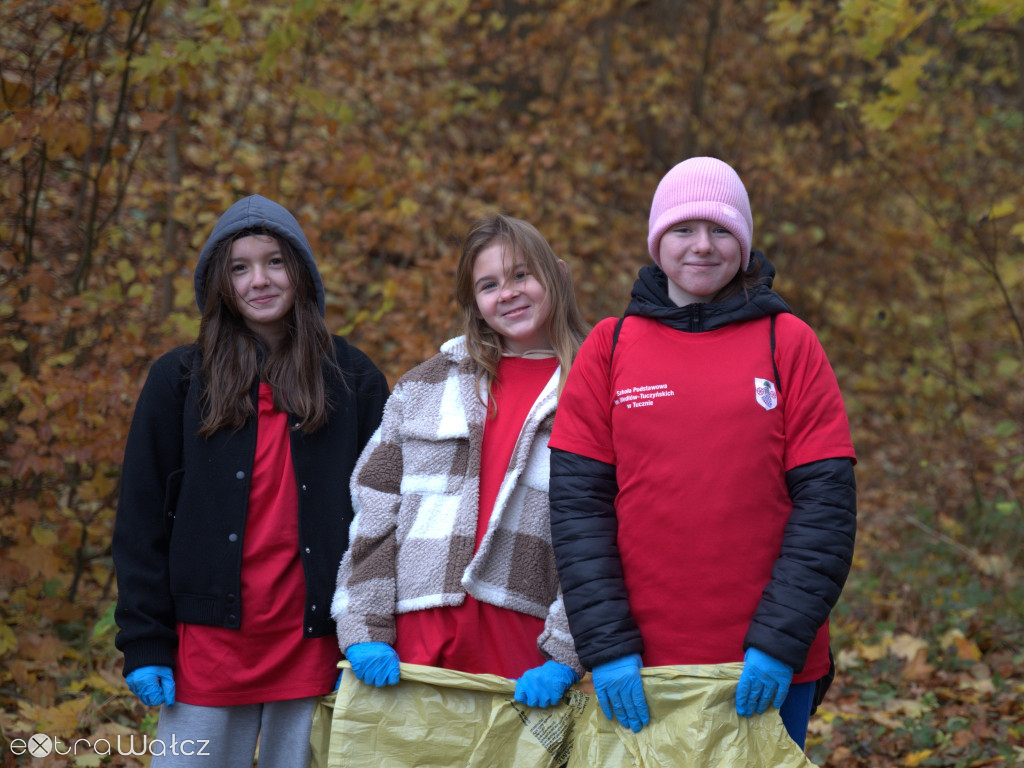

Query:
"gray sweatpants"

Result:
[[151, 697, 316, 768]]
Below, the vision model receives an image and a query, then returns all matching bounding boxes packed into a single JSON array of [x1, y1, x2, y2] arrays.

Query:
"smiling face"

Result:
[[472, 242, 553, 355], [228, 234, 296, 348], [658, 219, 743, 307]]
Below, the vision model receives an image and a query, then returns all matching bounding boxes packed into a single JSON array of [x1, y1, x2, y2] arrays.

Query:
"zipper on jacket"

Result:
[[689, 303, 704, 332]]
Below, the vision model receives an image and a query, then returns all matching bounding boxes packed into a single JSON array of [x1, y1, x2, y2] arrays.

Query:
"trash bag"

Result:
[[313, 662, 818, 768], [567, 664, 818, 767], [309, 689, 336, 768]]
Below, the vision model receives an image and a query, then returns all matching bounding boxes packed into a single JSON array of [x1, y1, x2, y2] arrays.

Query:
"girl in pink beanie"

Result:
[[647, 156, 753, 271], [547, 157, 858, 753]]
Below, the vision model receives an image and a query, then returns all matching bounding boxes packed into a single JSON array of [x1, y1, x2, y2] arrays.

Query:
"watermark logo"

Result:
[[27, 734, 52, 757], [11, 733, 211, 758]]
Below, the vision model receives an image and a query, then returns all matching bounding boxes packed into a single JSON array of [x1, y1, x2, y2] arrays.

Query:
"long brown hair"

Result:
[[196, 229, 339, 436], [454, 214, 589, 402]]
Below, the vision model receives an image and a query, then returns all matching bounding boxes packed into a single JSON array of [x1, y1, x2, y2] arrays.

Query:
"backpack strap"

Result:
[[609, 316, 626, 378], [770, 314, 782, 393]]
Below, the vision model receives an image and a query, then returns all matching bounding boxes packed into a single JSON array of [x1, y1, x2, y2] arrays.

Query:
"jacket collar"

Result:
[[439, 335, 559, 419], [624, 252, 792, 332]]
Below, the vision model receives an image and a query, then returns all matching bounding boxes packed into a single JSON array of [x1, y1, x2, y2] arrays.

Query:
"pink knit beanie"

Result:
[[647, 157, 753, 271]]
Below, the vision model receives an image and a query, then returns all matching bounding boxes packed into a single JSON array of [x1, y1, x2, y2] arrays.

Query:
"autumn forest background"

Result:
[[2, 0, 1023, 765]]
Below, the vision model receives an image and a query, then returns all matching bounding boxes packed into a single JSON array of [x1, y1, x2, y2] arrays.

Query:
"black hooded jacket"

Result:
[[549, 254, 856, 698], [113, 197, 390, 676]]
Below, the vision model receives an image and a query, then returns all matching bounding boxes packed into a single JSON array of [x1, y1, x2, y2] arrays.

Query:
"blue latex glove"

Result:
[[513, 661, 580, 708], [345, 642, 400, 687], [126, 665, 175, 707], [592, 654, 649, 732], [334, 671, 343, 690], [736, 647, 793, 717]]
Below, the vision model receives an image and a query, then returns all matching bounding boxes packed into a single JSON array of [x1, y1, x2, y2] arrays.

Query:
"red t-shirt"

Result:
[[394, 356, 558, 678], [549, 315, 855, 683], [175, 384, 340, 705]]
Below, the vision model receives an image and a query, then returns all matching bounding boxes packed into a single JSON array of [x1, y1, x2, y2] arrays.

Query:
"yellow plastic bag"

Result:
[[309, 689, 336, 768], [315, 662, 818, 768], [567, 664, 818, 767]]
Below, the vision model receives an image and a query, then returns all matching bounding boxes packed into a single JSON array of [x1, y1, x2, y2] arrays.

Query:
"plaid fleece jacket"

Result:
[[331, 336, 582, 673]]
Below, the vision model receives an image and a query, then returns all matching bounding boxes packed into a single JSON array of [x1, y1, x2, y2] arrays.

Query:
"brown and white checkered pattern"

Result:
[[332, 337, 582, 673]]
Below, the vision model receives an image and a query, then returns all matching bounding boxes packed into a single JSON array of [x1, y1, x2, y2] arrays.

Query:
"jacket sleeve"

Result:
[[537, 590, 585, 676], [549, 447, 644, 670], [331, 385, 405, 651], [744, 457, 857, 670], [113, 349, 190, 675]]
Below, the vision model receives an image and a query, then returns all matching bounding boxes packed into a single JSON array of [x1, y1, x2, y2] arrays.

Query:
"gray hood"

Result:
[[194, 195, 326, 316]]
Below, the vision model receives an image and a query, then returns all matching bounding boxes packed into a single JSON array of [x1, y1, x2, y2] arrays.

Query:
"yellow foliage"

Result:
[[72, 1, 107, 32], [972, 553, 1014, 578], [882, 698, 930, 718], [882, 52, 932, 98], [80, 473, 116, 502], [116, 259, 137, 283], [37, 698, 90, 733], [904, 750, 933, 767], [940, 629, 984, 662], [957, 665, 996, 695], [30, 525, 58, 547], [990, 198, 1016, 220], [70, 674, 124, 697], [0, 622, 18, 655], [766, 2, 812, 38], [858, 641, 889, 662]]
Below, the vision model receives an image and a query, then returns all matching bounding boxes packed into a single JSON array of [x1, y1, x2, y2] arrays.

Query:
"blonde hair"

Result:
[[454, 214, 589, 403]]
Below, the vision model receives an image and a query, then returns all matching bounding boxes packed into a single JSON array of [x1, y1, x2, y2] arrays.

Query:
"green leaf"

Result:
[[91, 602, 118, 641]]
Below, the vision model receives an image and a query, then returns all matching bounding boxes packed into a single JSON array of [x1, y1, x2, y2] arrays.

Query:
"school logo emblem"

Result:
[[755, 378, 778, 411]]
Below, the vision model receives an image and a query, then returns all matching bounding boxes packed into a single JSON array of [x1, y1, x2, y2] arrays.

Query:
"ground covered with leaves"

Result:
[[806, 487, 1024, 767]]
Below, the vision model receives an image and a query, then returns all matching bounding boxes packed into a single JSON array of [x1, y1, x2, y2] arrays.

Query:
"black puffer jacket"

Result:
[[549, 254, 856, 702]]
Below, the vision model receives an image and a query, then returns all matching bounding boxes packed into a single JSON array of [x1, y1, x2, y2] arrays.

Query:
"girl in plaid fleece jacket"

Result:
[[332, 214, 590, 708]]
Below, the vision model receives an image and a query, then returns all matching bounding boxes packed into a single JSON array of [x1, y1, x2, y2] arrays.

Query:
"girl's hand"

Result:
[[736, 647, 793, 717], [344, 642, 401, 687], [513, 660, 580, 707], [126, 665, 176, 707], [592, 654, 649, 732]]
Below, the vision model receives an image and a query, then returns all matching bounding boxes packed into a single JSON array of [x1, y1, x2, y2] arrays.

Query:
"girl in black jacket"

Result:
[[113, 196, 388, 767]]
